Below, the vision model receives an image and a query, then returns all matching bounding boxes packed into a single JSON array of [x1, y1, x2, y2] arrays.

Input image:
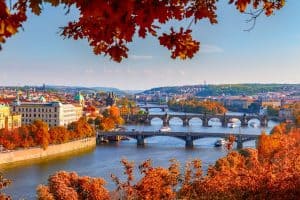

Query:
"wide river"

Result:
[[2, 107, 277, 199]]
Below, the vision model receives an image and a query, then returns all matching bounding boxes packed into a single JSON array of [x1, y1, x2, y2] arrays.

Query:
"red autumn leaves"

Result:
[[0, 0, 285, 61]]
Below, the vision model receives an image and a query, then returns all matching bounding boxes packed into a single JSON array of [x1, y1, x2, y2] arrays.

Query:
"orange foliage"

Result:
[[0, 0, 285, 61], [37, 171, 110, 200], [168, 98, 227, 114], [37, 124, 299, 199], [0, 118, 95, 150], [98, 106, 124, 131]]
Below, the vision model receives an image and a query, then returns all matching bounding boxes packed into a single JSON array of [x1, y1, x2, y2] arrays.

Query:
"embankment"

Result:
[[0, 137, 96, 166]]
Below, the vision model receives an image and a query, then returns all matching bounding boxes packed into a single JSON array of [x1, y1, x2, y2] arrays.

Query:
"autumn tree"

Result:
[[31, 120, 50, 149], [0, 0, 285, 62], [68, 117, 95, 139], [37, 171, 110, 200], [98, 106, 124, 131], [0, 118, 95, 150], [49, 126, 70, 144], [111, 159, 180, 200], [168, 98, 227, 114]]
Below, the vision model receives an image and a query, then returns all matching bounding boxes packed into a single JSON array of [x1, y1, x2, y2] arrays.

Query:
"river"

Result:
[[2, 107, 277, 199]]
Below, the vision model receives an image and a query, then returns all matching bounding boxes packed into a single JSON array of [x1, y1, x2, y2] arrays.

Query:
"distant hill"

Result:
[[140, 84, 300, 96], [42, 85, 127, 96]]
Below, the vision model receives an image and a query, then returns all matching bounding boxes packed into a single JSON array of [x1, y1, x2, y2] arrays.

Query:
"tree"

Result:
[[37, 171, 110, 200], [31, 120, 50, 149], [0, 0, 285, 62], [49, 126, 70, 144], [68, 117, 95, 139]]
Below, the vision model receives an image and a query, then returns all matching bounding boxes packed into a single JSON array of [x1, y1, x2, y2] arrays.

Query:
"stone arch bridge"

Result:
[[97, 131, 260, 149], [124, 113, 280, 127]]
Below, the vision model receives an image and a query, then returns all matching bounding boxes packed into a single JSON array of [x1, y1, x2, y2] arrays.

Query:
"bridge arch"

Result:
[[227, 117, 241, 127], [247, 118, 261, 127], [188, 117, 203, 126], [208, 118, 222, 127], [149, 116, 163, 125], [169, 117, 183, 125], [142, 135, 187, 146]]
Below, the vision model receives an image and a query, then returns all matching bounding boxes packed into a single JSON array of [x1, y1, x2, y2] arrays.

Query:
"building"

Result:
[[0, 104, 21, 130], [74, 91, 85, 106], [11, 99, 83, 127], [106, 92, 116, 106], [222, 96, 254, 111]]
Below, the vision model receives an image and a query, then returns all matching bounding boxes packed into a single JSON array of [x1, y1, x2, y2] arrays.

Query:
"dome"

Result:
[[74, 92, 84, 101], [39, 95, 46, 103]]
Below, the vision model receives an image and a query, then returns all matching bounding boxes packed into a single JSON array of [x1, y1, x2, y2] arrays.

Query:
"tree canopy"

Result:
[[0, 0, 285, 62]]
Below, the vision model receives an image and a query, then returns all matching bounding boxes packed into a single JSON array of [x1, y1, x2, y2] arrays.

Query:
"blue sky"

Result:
[[0, 1, 299, 90]]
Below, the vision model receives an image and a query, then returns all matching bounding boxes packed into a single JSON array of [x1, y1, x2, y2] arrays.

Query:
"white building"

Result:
[[11, 100, 82, 127]]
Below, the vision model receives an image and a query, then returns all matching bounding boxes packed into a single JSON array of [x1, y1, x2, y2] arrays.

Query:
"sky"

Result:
[[0, 1, 300, 90]]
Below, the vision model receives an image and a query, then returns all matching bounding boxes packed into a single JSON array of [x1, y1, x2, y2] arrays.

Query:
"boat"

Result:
[[214, 139, 227, 147], [159, 126, 171, 132], [228, 123, 238, 128]]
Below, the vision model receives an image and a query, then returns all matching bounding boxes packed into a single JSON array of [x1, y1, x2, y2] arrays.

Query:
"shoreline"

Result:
[[0, 137, 96, 167]]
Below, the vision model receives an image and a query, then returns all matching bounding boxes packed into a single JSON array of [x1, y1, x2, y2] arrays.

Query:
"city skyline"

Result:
[[0, 1, 299, 90]]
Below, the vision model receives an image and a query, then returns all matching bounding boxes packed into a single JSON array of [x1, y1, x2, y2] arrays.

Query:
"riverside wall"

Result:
[[0, 137, 96, 166]]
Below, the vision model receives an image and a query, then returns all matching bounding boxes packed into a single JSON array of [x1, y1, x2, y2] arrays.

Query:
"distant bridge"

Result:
[[97, 131, 260, 148], [138, 105, 168, 112], [123, 113, 280, 127]]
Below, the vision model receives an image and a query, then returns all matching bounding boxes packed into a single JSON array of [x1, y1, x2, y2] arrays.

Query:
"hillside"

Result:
[[140, 84, 300, 96]]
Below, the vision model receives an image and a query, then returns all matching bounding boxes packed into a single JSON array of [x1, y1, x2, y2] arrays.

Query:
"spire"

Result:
[[16, 90, 20, 101]]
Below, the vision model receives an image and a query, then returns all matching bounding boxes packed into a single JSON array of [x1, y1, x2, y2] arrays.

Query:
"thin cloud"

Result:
[[130, 55, 153, 60], [201, 44, 224, 53]]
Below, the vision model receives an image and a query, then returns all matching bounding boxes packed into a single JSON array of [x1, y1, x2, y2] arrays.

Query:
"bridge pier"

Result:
[[237, 141, 243, 149], [222, 114, 227, 127], [202, 119, 209, 127], [222, 119, 227, 127], [185, 135, 193, 148], [163, 120, 169, 126], [183, 118, 189, 126], [241, 114, 248, 127], [137, 135, 145, 146], [236, 135, 243, 149], [144, 117, 151, 125], [260, 116, 268, 127]]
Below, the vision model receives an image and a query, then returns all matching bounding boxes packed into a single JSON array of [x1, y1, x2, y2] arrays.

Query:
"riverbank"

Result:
[[0, 137, 96, 166]]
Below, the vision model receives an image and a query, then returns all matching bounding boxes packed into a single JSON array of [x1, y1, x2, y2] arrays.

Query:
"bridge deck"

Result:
[[98, 131, 260, 139]]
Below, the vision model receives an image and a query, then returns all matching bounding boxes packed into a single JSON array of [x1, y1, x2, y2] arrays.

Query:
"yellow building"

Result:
[[0, 104, 21, 130]]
